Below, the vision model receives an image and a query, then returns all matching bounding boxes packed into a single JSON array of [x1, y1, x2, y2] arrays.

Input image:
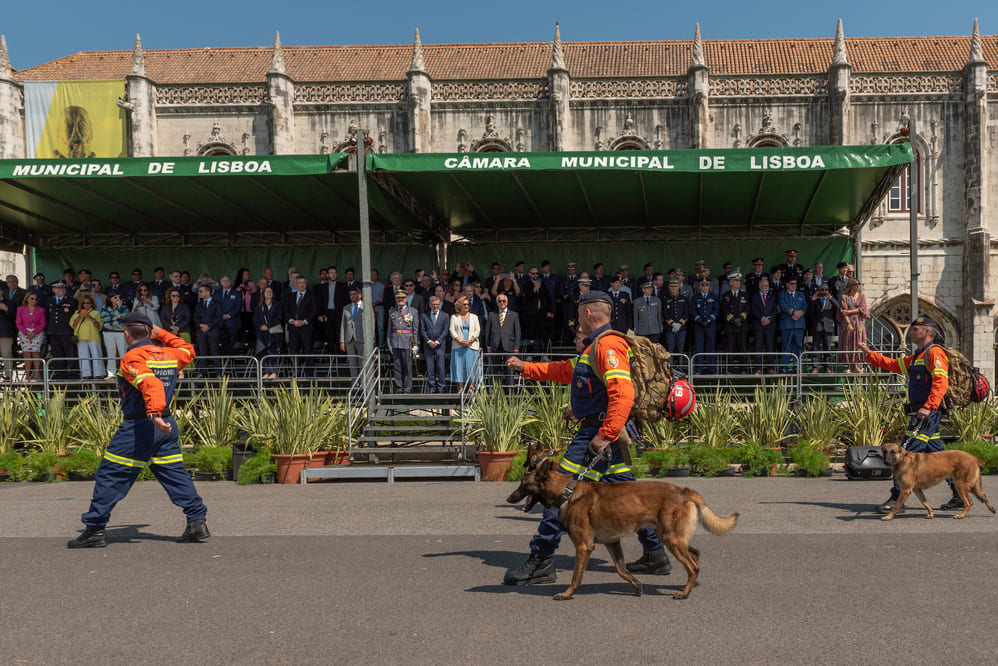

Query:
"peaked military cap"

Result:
[[911, 315, 939, 329], [579, 290, 612, 307], [51, 280, 67, 288]]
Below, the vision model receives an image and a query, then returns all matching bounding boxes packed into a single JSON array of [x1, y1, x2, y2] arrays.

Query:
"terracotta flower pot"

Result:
[[477, 450, 517, 481], [273, 453, 311, 484]]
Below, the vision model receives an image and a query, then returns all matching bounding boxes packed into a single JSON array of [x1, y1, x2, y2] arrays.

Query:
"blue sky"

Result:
[[3, 0, 994, 70]]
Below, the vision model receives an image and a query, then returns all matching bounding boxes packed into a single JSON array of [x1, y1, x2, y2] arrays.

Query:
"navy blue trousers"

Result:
[[889, 410, 953, 499], [82, 418, 207, 527], [528, 425, 664, 559]]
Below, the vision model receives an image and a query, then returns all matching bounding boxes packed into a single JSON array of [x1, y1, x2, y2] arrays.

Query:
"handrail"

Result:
[[347, 350, 381, 460]]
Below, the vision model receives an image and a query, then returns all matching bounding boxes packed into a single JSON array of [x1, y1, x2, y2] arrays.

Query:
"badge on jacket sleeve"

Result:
[[606, 349, 619, 369]]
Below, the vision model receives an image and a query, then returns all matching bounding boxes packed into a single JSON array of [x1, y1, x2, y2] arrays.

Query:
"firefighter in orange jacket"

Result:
[[860, 315, 961, 514], [501, 290, 671, 586], [68, 312, 210, 548]]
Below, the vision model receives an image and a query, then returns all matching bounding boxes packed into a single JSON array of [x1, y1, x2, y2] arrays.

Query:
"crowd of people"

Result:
[[0, 249, 868, 385]]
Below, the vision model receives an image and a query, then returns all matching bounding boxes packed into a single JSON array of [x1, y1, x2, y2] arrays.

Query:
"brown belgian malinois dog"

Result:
[[880, 441, 996, 520], [506, 448, 738, 600]]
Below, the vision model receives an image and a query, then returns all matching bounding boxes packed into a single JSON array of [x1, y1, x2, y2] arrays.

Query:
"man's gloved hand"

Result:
[[672, 322, 682, 333]]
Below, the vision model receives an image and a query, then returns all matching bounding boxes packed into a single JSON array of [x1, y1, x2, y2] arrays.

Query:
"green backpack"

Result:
[[588, 330, 674, 422]]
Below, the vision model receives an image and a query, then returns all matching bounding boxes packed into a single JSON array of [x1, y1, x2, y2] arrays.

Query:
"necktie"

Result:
[[352, 304, 358, 318], [297, 292, 303, 305], [432, 312, 437, 325], [224, 290, 228, 299], [499, 311, 505, 327], [762, 294, 766, 307], [645, 297, 649, 305], [821, 298, 826, 310]]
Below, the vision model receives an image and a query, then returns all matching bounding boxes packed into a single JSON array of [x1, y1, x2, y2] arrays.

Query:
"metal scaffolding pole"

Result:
[[908, 118, 919, 327]]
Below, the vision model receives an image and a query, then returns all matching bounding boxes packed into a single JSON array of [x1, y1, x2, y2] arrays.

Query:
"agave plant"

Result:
[[523, 382, 572, 449], [689, 392, 742, 449], [947, 397, 995, 443], [0, 387, 33, 454], [739, 383, 794, 449], [69, 394, 121, 454], [185, 377, 243, 448], [793, 393, 845, 450], [838, 377, 905, 448], [24, 388, 75, 453], [247, 382, 348, 456], [641, 417, 689, 449], [455, 380, 537, 452]]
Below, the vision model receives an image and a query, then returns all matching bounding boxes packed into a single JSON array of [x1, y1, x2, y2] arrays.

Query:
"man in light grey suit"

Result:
[[485, 294, 521, 383], [339, 287, 365, 377]]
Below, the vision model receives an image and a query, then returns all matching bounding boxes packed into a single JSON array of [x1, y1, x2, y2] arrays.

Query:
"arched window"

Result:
[[887, 136, 921, 213]]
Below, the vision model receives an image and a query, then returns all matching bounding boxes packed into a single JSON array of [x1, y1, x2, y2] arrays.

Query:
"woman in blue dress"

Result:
[[449, 296, 481, 387]]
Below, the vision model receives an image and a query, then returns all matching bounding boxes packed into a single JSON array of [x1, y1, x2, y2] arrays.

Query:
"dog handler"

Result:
[[502, 290, 672, 585], [859, 315, 961, 514], [68, 312, 210, 548]]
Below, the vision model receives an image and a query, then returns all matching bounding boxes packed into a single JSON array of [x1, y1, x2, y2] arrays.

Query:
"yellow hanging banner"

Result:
[[34, 81, 127, 159]]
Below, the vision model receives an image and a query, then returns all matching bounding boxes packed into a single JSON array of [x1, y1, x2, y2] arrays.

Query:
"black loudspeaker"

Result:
[[845, 446, 893, 480]]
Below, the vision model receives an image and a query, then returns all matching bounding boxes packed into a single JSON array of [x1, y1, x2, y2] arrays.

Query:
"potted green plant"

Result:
[[793, 394, 845, 453], [236, 446, 278, 485], [688, 443, 730, 477], [28, 449, 60, 482], [24, 388, 74, 454], [641, 447, 690, 477], [59, 447, 102, 481], [456, 380, 537, 481], [738, 383, 794, 451], [247, 382, 347, 483], [189, 445, 233, 481], [689, 393, 742, 450], [0, 387, 32, 455], [732, 440, 784, 476], [838, 377, 905, 449], [948, 399, 994, 444], [788, 441, 832, 477], [0, 452, 30, 482], [523, 382, 573, 450], [641, 417, 688, 451]]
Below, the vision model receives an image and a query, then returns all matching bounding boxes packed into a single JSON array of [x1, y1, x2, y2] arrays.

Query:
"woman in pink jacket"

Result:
[[16, 292, 46, 381]]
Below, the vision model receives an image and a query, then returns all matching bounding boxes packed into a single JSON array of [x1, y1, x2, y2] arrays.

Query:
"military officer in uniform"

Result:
[[745, 257, 767, 295], [633, 281, 662, 342], [720, 273, 750, 373], [607, 275, 632, 333], [46, 280, 78, 379], [559, 263, 580, 342], [661, 278, 689, 354], [778, 249, 803, 286], [828, 261, 850, 300], [692, 278, 718, 374], [389, 291, 419, 393], [617, 265, 633, 295]]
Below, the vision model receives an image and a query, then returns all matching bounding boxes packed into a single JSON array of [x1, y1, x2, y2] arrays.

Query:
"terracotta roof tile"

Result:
[[12, 35, 997, 84]]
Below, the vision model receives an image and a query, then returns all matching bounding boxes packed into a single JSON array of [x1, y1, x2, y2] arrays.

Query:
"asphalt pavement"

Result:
[[2, 475, 996, 664]]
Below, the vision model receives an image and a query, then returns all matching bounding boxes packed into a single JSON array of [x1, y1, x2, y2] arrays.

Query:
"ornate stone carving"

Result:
[[318, 131, 329, 154], [570, 78, 686, 99], [157, 85, 267, 105], [195, 122, 238, 155], [457, 129, 468, 153], [431, 80, 549, 101], [469, 116, 513, 152], [709, 76, 826, 96], [294, 83, 407, 103], [607, 112, 651, 150], [850, 74, 962, 94], [515, 128, 526, 152], [241, 132, 253, 155], [989, 73, 998, 92]]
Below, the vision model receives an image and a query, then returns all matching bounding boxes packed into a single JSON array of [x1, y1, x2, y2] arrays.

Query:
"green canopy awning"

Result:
[[0, 153, 431, 248], [369, 144, 913, 242], [0, 144, 911, 250]]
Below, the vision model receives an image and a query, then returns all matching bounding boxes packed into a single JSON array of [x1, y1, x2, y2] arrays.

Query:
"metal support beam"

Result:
[[357, 140, 376, 369], [908, 118, 919, 326]]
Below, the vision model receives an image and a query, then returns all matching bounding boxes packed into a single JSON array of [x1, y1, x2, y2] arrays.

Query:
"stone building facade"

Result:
[[0, 22, 996, 375]]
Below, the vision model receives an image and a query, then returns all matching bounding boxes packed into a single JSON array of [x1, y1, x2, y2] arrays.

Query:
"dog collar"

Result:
[[553, 478, 578, 509]]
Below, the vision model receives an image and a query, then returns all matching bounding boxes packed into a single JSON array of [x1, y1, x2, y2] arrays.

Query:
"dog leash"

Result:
[[553, 446, 612, 509]]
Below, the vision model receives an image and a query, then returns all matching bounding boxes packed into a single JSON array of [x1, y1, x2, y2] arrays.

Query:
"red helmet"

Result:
[[666, 377, 696, 421], [972, 371, 991, 403]]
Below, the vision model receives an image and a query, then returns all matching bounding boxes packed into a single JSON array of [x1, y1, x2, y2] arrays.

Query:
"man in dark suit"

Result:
[[750, 276, 779, 374], [421, 296, 450, 393], [193, 284, 223, 376], [5, 275, 27, 307], [285, 275, 318, 376], [807, 283, 839, 373], [485, 294, 521, 382], [403, 279, 425, 314], [316, 266, 347, 352], [217, 276, 243, 355]]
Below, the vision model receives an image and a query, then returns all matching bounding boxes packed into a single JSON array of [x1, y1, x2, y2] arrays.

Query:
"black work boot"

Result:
[[176, 519, 211, 543], [940, 491, 966, 511], [626, 548, 672, 575], [67, 526, 108, 549], [874, 498, 903, 515], [503, 555, 556, 586]]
